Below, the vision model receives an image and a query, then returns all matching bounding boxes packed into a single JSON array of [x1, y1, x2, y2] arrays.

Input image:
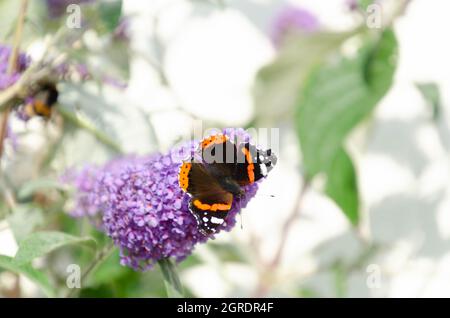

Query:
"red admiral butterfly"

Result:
[[179, 134, 277, 235]]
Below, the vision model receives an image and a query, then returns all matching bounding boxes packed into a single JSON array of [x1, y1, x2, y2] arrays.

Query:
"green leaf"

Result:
[[253, 30, 358, 125], [79, 284, 116, 298], [7, 204, 44, 243], [58, 104, 123, 154], [358, 0, 375, 10], [88, 250, 129, 287], [99, 0, 122, 34], [333, 262, 347, 298], [325, 149, 359, 225], [363, 30, 398, 95], [17, 178, 67, 200], [416, 82, 441, 121], [14, 231, 96, 265], [158, 258, 184, 298], [295, 29, 398, 224], [0, 255, 56, 297]]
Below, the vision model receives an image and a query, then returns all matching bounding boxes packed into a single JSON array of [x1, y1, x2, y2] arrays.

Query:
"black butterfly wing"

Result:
[[199, 135, 277, 186], [232, 143, 277, 186], [200, 136, 238, 179], [179, 161, 233, 235]]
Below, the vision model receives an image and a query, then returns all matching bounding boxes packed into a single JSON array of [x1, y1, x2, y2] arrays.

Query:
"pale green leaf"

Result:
[[416, 82, 441, 121], [325, 149, 359, 225], [253, 30, 358, 124], [296, 29, 398, 224], [7, 205, 44, 243], [99, 0, 122, 34], [17, 178, 67, 200], [0, 255, 56, 297], [14, 231, 96, 265]]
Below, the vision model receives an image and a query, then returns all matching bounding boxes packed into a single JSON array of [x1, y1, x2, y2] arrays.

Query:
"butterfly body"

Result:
[[179, 134, 276, 235]]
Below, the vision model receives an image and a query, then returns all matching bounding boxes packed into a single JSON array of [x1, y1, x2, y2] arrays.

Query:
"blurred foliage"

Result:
[[0, 255, 56, 297], [253, 31, 356, 125], [255, 26, 398, 225], [296, 29, 398, 224], [14, 231, 96, 265], [416, 82, 441, 122]]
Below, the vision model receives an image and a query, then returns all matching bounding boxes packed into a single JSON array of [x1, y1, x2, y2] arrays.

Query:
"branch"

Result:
[[271, 179, 310, 268], [0, 0, 29, 160], [65, 242, 115, 298], [254, 178, 310, 297]]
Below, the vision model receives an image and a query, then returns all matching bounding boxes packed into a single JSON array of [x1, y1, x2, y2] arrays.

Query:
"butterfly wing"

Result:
[[179, 161, 233, 235], [199, 134, 277, 186], [200, 135, 238, 179], [232, 143, 277, 186]]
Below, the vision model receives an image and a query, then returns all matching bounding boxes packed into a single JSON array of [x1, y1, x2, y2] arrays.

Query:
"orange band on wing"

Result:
[[242, 147, 255, 183], [178, 162, 192, 191], [193, 199, 231, 212], [201, 134, 228, 149]]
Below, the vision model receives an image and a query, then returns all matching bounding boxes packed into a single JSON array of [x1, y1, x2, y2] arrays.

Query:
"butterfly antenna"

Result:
[[239, 210, 244, 230], [255, 193, 276, 198]]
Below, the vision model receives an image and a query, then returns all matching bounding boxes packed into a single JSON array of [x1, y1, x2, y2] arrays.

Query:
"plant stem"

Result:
[[270, 179, 310, 269], [158, 258, 184, 298], [254, 179, 310, 297], [58, 107, 123, 154], [65, 242, 115, 298], [0, 0, 29, 161], [0, 107, 11, 161], [7, 0, 28, 74]]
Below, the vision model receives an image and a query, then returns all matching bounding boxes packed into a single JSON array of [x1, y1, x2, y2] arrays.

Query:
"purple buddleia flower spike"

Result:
[[65, 129, 261, 270]]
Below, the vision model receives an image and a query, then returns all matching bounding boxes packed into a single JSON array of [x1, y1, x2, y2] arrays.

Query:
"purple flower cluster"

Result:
[[66, 129, 259, 270], [0, 44, 30, 90], [63, 165, 102, 218], [271, 5, 319, 46], [0, 44, 32, 124]]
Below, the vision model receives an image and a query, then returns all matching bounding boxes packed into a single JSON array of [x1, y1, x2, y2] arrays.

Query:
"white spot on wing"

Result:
[[260, 163, 268, 176]]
